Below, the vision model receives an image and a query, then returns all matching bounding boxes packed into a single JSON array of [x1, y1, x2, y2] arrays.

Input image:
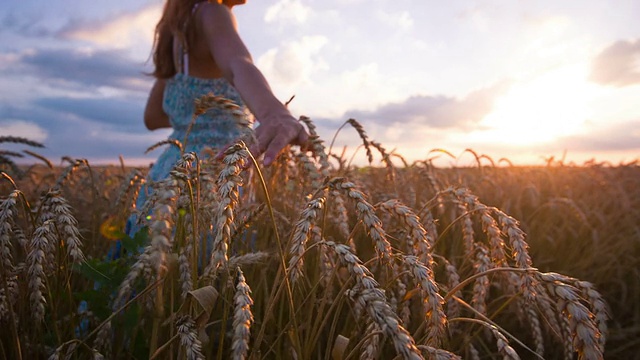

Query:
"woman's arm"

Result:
[[198, 3, 308, 165], [144, 79, 171, 130]]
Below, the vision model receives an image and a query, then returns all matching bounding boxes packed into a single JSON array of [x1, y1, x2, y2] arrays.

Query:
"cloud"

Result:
[[0, 120, 48, 142], [0, 10, 55, 38], [375, 10, 413, 32], [341, 81, 511, 130], [264, 0, 312, 26], [590, 38, 640, 87], [15, 48, 151, 91], [557, 120, 640, 152], [34, 96, 145, 131], [1, 102, 162, 163], [257, 35, 328, 87], [59, 4, 159, 53]]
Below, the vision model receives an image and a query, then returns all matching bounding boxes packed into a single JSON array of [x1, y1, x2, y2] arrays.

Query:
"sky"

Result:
[[1, 0, 639, 167]]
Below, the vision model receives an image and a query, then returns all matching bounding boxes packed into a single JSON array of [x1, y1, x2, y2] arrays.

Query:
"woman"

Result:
[[122, 0, 309, 241], [145, 0, 308, 166]]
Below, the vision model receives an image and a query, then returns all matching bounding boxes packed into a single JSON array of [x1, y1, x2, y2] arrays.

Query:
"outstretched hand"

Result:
[[216, 115, 309, 166], [253, 115, 309, 166]]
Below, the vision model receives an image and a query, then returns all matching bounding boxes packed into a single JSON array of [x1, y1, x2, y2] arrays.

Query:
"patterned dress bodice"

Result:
[[126, 73, 252, 237], [148, 73, 252, 183]]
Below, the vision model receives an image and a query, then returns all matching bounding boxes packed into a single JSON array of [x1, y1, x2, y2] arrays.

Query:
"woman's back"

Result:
[[175, 2, 228, 79], [163, 2, 251, 152]]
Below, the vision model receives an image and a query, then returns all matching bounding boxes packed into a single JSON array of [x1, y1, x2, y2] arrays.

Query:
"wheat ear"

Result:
[[327, 178, 393, 261], [535, 272, 603, 360], [323, 241, 423, 360], [288, 197, 325, 283], [232, 267, 254, 360], [176, 315, 205, 360], [206, 142, 248, 277]]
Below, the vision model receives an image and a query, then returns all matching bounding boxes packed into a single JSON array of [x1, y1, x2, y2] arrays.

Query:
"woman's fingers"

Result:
[[257, 120, 309, 166], [216, 118, 310, 167]]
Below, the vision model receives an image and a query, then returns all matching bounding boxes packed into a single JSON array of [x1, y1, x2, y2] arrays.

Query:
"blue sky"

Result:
[[1, 0, 639, 166]]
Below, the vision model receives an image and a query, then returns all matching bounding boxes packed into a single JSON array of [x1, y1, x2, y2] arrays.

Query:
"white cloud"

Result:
[[0, 120, 48, 142], [590, 38, 640, 87], [375, 10, 413, 32], [62, 4, 160, 59], [257, 35, 329, 88], [264, 61, 413, 121], [292, 62, 408, 118], [264, 0, 312, 25]]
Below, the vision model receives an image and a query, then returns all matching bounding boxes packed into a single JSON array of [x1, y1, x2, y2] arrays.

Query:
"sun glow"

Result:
[[472, 65, 598, 146]]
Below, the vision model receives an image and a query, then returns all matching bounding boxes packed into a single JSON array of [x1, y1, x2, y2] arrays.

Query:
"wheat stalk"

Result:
[[471, 243, 491, 315], [346, 119, 373, 165], [327, 178, 393, 261], [534, 272, 603, 360], [42, 191, 85, 263], [27, 220, 53, 323], [402, 255, 447, 347], [0, 191, 19, 272], [231, 267, 254, 360], [145, 139, 183, 154], [205, 142, 248, 277], [176, 315, 205, 360], [323, 241, 423, 360], [288, 196, 325, 283], [0, 136, 44, 148]]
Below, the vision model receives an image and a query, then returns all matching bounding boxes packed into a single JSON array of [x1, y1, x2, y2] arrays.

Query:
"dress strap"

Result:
[[180, 2, 204, 76]]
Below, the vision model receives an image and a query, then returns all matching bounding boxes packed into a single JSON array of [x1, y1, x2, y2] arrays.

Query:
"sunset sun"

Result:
[[475, 65, 598, 146]]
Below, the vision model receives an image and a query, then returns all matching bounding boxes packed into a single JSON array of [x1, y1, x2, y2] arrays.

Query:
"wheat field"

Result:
[[0, 105, 638, 359]]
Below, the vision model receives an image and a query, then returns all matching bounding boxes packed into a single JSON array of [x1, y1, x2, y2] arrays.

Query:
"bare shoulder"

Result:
[[194, 2, 236, 29]]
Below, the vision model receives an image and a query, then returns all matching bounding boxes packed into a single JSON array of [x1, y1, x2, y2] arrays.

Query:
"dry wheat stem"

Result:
[[449, 303, 544, 360], [146, 139, 183, 154], [449, 316, 522, 360], [0, 136, 45, 147], [22, 149, 53, 168]]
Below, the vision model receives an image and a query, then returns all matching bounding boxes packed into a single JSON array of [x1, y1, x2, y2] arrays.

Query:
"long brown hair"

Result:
[[151, 0, 208, 79]]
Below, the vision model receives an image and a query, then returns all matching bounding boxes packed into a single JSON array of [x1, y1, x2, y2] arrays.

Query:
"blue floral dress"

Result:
[[123, 73, 252, 240]]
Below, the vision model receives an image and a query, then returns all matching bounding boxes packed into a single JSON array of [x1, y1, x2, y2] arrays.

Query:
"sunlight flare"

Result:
[[473, 64, 599, 145]]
